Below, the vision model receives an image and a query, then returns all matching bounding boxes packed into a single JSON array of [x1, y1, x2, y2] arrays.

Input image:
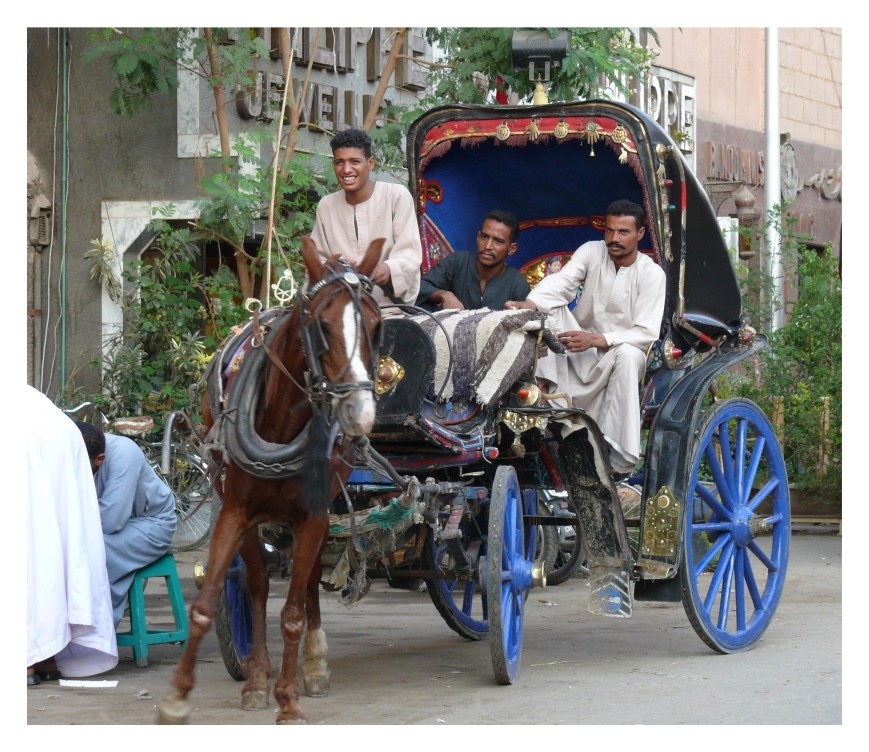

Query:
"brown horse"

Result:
[[157, 236, 384, 724]]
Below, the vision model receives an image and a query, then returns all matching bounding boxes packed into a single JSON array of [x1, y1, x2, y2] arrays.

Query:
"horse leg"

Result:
[[237, 527, 272, 710], [156, 499, 246, 724], [302, 533, 330, 697], [273, 514, 329, 724]]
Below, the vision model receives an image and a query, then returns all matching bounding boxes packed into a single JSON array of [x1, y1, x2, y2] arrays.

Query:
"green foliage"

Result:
[[93, 220, 247, 426], [723, 211, 842, 500], [193, 130, 329, 283], [85, 128, 331, 425], [83, 28, 191, 116], [82, 28, 267, 117], [425, 27, 658, 104], [84, 238, 122, 303]]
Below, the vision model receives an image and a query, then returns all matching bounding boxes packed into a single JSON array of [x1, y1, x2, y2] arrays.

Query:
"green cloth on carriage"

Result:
[[411, 308, 552, 407], [328, 497, 415, 536]]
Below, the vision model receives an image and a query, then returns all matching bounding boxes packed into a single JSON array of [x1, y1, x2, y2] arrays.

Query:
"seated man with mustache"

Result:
[[505, 199, 666, 478]]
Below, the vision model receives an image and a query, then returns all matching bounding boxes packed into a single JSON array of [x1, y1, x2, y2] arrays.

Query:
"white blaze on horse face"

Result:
[[337, 300, 376, 435]]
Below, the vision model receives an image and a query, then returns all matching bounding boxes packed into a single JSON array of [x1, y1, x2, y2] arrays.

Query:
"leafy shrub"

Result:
[[723, 214, 841, 500]]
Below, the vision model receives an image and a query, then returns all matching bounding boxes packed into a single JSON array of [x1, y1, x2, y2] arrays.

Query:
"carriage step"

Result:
[[586, 562, 632, 617]]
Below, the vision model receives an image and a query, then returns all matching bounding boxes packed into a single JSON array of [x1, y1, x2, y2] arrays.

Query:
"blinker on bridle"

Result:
[[300, 261, 381, 406]]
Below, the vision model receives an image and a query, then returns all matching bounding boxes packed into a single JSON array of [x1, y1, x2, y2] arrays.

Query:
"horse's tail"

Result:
[[303, 412, 336, 515]]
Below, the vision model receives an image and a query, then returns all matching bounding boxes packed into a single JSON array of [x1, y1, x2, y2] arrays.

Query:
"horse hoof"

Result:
[[156, 692, 191, 725], [304, 675, 330, 697], [276, 713, 308, 724], [241, 689, 270, 710]]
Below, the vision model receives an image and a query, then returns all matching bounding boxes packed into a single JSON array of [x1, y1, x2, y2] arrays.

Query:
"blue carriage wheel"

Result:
[[486, 465, 533, 684], [423, 524, 489, 641], [681, 397, 791, 653], [215, 553, 254, 681]]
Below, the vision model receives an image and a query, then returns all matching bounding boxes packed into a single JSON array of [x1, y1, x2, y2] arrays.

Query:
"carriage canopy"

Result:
[[406, 100, 743, 356]]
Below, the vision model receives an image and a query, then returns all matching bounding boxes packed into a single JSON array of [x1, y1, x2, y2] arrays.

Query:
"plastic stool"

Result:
[[116, 553, 189, 667]]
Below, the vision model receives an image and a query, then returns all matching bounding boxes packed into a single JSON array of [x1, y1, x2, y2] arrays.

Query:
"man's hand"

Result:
[[504, 299, 538, 310], [369, 261, 392, 286], [557, 330, 608, 353], [431, 291, 465, 311]]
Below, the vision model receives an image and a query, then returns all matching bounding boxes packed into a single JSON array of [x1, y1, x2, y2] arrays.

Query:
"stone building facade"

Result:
[[644, 28, 841, 261], [26, 27, 430, 399]]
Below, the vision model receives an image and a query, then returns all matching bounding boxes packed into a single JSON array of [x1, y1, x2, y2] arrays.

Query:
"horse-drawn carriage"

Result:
[[157, 99, 790, 724]]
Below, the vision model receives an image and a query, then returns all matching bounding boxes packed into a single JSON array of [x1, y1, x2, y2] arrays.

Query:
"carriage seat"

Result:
[[373, 309, 552, 431], [412, 308, 552, 407]]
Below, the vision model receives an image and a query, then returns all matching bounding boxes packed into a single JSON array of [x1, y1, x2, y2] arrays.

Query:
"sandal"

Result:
[[33, 658, 62, 682]]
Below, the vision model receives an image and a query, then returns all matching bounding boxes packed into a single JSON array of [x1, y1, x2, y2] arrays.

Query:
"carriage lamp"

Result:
[[511, 30, 570, 105]]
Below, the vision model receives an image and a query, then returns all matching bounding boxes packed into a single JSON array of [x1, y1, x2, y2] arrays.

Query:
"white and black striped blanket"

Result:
[[410, 308, 553, 408]]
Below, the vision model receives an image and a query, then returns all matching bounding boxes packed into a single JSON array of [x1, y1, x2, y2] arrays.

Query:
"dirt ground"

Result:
[[24, 525, 844, 738]]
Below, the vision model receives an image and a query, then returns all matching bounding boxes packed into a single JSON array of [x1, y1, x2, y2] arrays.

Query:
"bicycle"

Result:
[[61, 402, 214, 552]]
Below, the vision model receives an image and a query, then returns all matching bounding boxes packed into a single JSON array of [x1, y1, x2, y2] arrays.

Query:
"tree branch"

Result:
[[363, 28, 406, 131]]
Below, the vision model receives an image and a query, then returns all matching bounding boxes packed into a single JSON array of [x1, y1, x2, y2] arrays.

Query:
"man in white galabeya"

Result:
[[505, 199, 666, 477], [311, 128, 422, 317]]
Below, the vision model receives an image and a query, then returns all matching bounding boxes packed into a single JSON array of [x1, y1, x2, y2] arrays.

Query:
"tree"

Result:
[[424, 27, 658, 105]]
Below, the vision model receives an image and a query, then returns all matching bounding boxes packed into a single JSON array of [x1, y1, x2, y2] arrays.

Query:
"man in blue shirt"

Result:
[[76, 422, 177, 627], [416, 209, 531, 311]]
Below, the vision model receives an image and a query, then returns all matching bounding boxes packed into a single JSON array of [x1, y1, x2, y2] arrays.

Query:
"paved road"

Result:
[[26, 526, 842, 735]]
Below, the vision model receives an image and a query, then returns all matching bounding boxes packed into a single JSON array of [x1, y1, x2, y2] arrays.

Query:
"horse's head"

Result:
[[299, 236, 384, 437]]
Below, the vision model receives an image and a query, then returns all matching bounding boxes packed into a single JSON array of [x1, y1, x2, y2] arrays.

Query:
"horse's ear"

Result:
[[301, 236, 327, 282], [357, 238, 386, 279]]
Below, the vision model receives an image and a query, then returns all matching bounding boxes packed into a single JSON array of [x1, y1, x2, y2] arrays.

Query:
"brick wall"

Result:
[[649, 27, 842, 149], [779, 28, 842, 149]]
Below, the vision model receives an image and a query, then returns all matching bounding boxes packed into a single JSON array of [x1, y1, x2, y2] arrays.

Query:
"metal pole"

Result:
[[765, 28, 784, 331]]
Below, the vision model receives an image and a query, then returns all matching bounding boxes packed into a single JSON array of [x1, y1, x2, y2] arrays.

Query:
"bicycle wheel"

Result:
[[164, 450, 213, 552]]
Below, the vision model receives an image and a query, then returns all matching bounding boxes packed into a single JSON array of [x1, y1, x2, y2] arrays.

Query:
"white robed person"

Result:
[[26, 385, 118, 681], [505, 200, 666, 476], [310, 127, 422, 317]]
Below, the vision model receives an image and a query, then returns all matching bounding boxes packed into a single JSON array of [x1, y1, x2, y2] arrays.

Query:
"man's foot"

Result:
[[27, 667, 40, 687], [33, 657, 62, 681]]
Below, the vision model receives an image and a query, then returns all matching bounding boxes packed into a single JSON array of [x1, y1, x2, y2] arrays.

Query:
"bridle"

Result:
[[297, 260, 383, 414]]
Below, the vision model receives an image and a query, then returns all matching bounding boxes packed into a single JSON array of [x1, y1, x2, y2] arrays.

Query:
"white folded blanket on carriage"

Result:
[[410, 308, 552, 407]]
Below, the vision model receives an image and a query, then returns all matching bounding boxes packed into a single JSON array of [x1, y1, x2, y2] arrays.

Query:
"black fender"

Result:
[[638, 333, 768, 578]]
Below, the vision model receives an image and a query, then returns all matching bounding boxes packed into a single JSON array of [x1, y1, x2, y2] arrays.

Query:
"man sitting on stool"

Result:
[[76, 422, 177, 627]]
